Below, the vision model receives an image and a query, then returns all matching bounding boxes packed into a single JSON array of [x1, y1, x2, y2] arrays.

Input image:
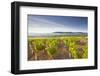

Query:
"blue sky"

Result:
[[28, 15, 88, 34]]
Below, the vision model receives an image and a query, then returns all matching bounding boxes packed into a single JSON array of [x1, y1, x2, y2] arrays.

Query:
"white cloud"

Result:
[[28, 17, 66, 28]]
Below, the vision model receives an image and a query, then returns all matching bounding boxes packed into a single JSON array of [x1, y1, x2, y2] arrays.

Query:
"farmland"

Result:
[[28, 36, 88, 61]]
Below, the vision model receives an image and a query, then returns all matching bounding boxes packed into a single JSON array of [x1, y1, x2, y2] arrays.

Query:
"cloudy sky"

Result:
[[28, 15, 87, 35]]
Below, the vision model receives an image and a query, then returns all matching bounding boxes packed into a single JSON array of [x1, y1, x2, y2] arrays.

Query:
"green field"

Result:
[[28, 36, 88, 61]]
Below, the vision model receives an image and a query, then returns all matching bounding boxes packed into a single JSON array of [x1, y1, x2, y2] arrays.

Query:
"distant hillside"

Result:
[[53, 32, 87, 35], [29, 32, 87, 37]]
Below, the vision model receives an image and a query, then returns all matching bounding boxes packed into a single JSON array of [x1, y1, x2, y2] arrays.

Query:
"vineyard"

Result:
[[28, 36, 88, 61]]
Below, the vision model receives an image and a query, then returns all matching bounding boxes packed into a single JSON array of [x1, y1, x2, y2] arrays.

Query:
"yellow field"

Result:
[[28, 36, 88, 61]]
